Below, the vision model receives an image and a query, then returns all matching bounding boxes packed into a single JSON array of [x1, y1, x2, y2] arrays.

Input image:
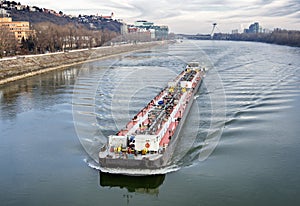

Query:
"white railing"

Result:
[[156, 91, 187, 141]]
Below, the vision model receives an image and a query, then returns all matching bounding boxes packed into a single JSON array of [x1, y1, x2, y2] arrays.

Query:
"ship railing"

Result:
[[156, 91, 187, 141], [146, 109, 166, 134], [153, 93, 177, 128], [140, 85, 182, 136], [181, 69, 197, 82], [126, 110, 149, 134], [145, 89, 176, 134], [123, 89, 168, 134]]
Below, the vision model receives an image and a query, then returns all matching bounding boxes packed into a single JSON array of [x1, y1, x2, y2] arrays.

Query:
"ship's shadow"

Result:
[[99, 172, 165, 195]]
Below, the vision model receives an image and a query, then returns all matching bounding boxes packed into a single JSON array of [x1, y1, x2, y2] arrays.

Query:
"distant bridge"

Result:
[[177, 34, 212, 40]]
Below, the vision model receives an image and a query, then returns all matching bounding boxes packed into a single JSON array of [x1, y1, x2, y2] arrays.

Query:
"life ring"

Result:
[[145, 142, 150, 148]]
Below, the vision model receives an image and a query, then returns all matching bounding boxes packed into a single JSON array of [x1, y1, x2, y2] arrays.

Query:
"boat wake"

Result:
[[73, 42, 227, 175], [71, 40, 300, 178]]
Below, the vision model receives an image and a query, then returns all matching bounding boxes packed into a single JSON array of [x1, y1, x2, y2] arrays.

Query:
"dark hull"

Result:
[[99, 172, 165, 194]]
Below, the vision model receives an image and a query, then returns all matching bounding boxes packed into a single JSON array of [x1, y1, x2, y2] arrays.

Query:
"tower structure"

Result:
[[211, 23, 217, 39]]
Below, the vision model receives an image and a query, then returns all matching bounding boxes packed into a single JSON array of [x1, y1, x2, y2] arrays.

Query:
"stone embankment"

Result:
[[0, 41, 165, 85]]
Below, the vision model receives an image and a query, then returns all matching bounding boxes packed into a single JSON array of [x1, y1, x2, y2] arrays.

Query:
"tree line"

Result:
[[28, 22, 118, 53], [0, 22, 119, 57], [215, 29, 300, 47]]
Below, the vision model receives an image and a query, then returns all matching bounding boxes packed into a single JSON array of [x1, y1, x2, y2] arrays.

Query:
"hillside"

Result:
[[10, 9, 122, 33], [0, 0, 122, 33], [10, 9, 74, 25]]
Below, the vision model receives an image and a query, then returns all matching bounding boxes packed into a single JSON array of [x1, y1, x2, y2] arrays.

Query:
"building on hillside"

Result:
[[102, 12, 114, 20], [153, 25, 169, 40], [0, 7, 7, 15], [14, 4, 24, 10], [134, 20, 154, 28], [130, 20, 169, 40], [0, 17, 35, 43], [118, 19, 128, 36], [126, 25, 151, 42]]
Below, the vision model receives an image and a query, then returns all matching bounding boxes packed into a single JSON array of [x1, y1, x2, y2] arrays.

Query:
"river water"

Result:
[[0, 40, 299, 205]]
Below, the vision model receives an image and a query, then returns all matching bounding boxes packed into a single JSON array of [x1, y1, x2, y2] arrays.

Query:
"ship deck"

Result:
[[99, 63, 205, 164]]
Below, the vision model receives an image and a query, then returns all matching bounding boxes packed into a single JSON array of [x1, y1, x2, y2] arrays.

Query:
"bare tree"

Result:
[[0, 26, 18, 57], [31, 22, 122, 54]]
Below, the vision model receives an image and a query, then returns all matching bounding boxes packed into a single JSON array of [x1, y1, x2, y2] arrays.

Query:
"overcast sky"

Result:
[[21, 0, 300, 34]]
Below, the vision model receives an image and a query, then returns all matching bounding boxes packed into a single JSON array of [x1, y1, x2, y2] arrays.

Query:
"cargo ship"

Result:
[[99, 62, 205, 174]]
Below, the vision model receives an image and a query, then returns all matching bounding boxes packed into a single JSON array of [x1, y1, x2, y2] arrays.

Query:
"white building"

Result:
[[0, 8, 8, 16], [134, 20, 154, 28]]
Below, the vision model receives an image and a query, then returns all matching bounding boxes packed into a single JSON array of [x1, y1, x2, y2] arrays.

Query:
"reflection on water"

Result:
[[99, 172, 165, 195], [0, 68, 80, 120]]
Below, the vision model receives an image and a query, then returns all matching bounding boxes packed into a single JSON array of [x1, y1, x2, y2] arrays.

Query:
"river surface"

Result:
[[0, 40, 299, 205]]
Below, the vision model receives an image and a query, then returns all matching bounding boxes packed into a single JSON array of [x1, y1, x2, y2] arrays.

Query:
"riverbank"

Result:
[[0, 41, 166, 85]]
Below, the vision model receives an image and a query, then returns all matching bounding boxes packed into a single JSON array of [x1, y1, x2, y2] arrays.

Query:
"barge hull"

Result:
[[99, 75, 203, 170]]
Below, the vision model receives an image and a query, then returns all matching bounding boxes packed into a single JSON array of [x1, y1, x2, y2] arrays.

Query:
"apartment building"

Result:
[[0, 17, 35, 43]]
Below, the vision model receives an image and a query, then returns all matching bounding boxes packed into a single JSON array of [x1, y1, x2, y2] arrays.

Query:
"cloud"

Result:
[[21, 0, 300, 33], [259, 0, 300, 17]]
